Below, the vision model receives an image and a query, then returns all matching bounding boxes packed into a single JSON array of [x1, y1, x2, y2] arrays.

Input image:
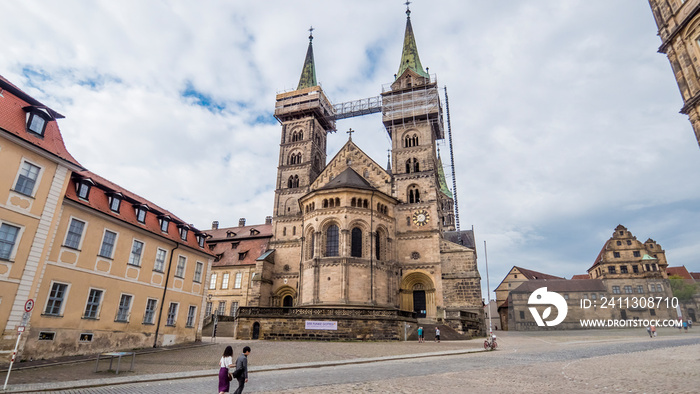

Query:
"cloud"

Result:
[[0, 0, 698, 301]]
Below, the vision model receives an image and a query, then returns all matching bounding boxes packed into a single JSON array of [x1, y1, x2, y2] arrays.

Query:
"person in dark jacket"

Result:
[[233, 346, 251, 394]]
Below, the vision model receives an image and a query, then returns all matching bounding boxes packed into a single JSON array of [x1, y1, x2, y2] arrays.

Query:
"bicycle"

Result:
[[483, 334, 497, 350]]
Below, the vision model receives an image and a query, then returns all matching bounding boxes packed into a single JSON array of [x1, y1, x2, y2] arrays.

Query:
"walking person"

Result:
[[683, 320, 688, 332], [233, 346, 251, 394], [218, 346, 234, 394], [435, 327, 441, 343], [646, 326, 652, 338], [417, 326, 423, 343], [651, 324, 656, 338]]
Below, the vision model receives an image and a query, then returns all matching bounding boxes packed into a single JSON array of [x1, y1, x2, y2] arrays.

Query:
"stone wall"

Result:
[[235, 307, 416, 341]]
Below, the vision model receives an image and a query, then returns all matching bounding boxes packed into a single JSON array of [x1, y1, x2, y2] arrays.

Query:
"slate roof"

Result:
[[443, 230, 475, 249], [66, 170, 211, 254], [511, 279, 606, 293], [318, 167, 376, 191], [0, 75, 82, 168], [206, 223, 273, 267]]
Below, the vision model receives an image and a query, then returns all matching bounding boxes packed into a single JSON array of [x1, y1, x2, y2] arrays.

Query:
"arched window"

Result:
[[405, 135, 411, 147], [310, 232, 315, 258], [375, 230, 383, 260], [298, 131, 303, 140], [283, 227, 287, 236], [288, 176, 294, 188], [326, 225, 339, 257], [406, 217, 411, 226], [292, 175, 299, 188], [296, 153, 302, 163], [413, 159, 419, 172], [412, 134, 418, 146], [363, 199, 368, 208], [408, 186, 420, 203], [292, 226, 296, 235], [351, 227, 362, 257], [351, 197, 356, 207], [406, 159, 411, 173], [323, 199, 328, 208], [329, 198, 335, 208], [335, 198, 340, 206]]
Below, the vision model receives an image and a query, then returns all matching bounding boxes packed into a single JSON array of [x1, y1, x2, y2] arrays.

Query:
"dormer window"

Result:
[[226, 230, 236, 238], [26, 109, 49, 136], [108, 194, 122, 213], [196, 234, 205, 248], [231, 242, 239, 249], [179, 226, 188, 241], [250, 228, 260, 236], [159, 217, 169, 233], [75, 179, 94, 199], [135, 206, 147, 223], [238, 251, 248, 260]]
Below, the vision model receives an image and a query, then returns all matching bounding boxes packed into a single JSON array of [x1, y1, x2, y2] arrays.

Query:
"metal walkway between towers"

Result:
[[332, 96, 383, 120]]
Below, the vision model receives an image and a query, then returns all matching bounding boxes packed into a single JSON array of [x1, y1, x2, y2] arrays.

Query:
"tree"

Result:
[[668, 275, 699, 301]]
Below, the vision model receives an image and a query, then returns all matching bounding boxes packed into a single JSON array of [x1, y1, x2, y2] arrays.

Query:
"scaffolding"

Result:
[[380, 74, 444, 140]]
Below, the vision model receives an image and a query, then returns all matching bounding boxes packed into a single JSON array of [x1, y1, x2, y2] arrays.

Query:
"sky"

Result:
[[1, 1, 699, 300]]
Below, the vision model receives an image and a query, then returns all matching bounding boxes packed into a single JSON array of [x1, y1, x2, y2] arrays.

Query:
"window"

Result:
[[154, 248, 167, 272], [650, 309, 656, 316], [209, 273, 217, 289], [194, 262, 203, 283], [650, 284, 656, 293], [129, 240, 144, 266], [632, 265, 639, 273], [166, 303, 178, 326], [143, 299, 157, 324], [238, 251, 247, 260], [64, 218, 85, 249], [351, 227, 362, 257], [109, 195, 121, 213], [583, 294, 588, 299], [408, 186, 420, 203], [217, 301, 226, 315], [637, 285, 644, 294], [175, 256, 186, 278], [616, 241, 622, 246], [27, 110, 48, 135], [135, 207, 147, 223], [613, 252, 620, 258], [116, 294, 132, 322], [160, 218, 169, 233], [608, 266, 616, 274], [652, 264, 658, 271], [99, 230, 117, 258], [222, 272, 230, 289], [326, 225, 339, 256], [230, 302, 239, 316], [76, 181, 92, 199], [179, 226, 188, 241], [45, 282, 68, 315], [655, 284, 663, 292], [83, 289, 103, 319], [624, 285, 633, 294], [620, 265, 628, 274], [309, 232, 315, 258], [0, 223, 21, 260], [205, 302, 212, 316], [186, 305, 197, 327], [234, 272, 242, 289], [626, 240, 632, 245], [633, 251, 641, 258], [564, 294, 569, 300], [375, 231, 381, 260], [591, 293, 597, 300], [14, 161, 41, 196], [612, 286, 621, 294], [519, 311, 525, 319], [197, 235, 205, 248]]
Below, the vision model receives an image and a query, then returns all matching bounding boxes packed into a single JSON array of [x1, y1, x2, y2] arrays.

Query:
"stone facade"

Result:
[[648, 0, 700, 148]]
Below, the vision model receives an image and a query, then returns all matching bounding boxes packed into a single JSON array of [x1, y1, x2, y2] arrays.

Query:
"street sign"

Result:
[[24, 299, 34, 313], [17, 326, 24, 334]]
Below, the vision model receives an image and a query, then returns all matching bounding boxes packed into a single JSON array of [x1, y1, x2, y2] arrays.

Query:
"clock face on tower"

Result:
[[412, 209, 430, 226]]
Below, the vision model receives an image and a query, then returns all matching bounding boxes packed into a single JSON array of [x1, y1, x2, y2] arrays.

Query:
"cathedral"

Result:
[[228, 7, 484, 340]]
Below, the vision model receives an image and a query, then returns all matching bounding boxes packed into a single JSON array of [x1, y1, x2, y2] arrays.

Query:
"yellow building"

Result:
[[0, 75, 213, 359]]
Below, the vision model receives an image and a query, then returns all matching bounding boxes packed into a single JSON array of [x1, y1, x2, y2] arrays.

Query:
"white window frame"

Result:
[[43, 281, 70, 316], [209, 273, 217, 290], [234, 272, 242, 289], [194, 261, 204, 283], [128, 239, 145, 267], [186, 305, 197, 328], [109, 195, 122, 213], [221, 272, 230, 289], [98, 229, 118, 259], [13, 159, 43, 197], [83, 287, 104, 319], [0, 221, 24, 262], [76, 181, 91, 199], [166, 302, 179, 326], [154, 248, 167, 272], [135, 207, 147, 223], [217, 301, 226, 315], [115, 293, 133, 322], [175, 255, 186, 278], [143, 298, 158, 325], [160, 218, 169, 233], [230, 301, 238, 317], [63, 217, 86, 250]]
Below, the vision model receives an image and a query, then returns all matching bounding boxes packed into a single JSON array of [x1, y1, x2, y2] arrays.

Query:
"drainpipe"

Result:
[[154, 242, 179, 347]]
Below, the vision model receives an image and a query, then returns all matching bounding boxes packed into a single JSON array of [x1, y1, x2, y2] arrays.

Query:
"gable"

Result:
[[311, 140, 391, 195]]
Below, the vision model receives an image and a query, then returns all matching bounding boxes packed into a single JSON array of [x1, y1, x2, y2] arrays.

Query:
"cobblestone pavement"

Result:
[[2, 328, 698, 393]]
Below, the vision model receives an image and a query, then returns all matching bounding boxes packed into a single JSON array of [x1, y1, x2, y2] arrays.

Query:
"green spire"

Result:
[[437, 151, 453, 198], [297, 27, 318, 90], [397, 6, 429, 79]]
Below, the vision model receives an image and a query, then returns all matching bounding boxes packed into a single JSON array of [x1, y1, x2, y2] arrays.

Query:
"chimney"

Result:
[[239, 218, 246, 227], [265, 216, 272, 225], [212, 221, 219, 230]]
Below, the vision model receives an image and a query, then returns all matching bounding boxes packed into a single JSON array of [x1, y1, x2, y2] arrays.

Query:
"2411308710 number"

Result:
[[582, 296, 679, 309]]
